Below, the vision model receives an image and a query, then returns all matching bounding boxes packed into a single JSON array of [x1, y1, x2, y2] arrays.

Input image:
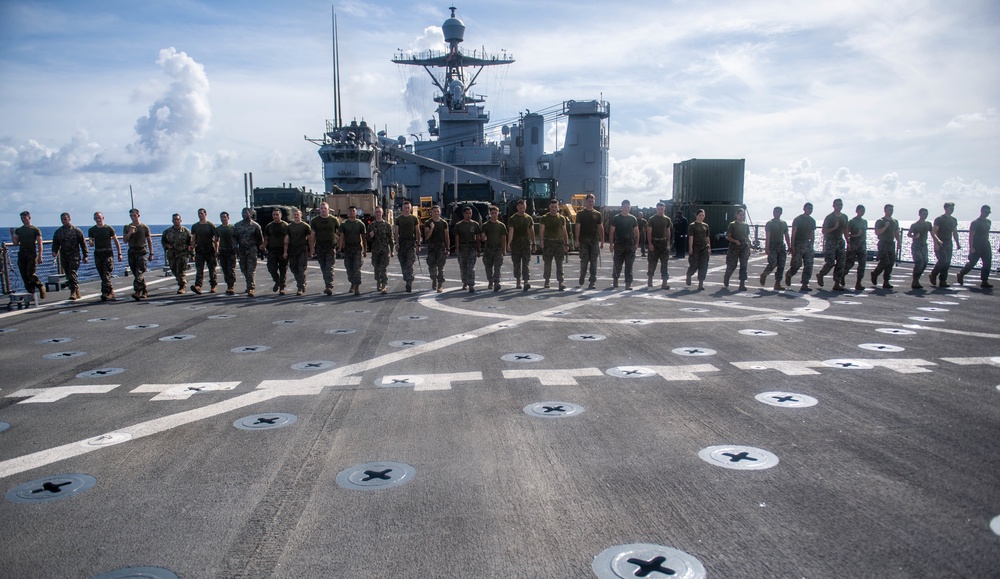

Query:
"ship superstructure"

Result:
[[308, 7, 610, 215]]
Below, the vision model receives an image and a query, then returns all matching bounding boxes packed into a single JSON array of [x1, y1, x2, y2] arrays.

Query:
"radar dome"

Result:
[[442, 7, 465, 44]]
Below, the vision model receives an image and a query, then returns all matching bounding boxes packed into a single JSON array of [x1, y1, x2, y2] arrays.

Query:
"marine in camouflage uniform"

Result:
[[215, 212, 237, 295], [162, 214, 193, 293], [264, 209, 289, 295], [287, 209, 312, 295], [930, 202, 960, 287], [481, 206, 507, 291], [785, 203, 816, 291], [11, 211, 45, 297], [686, 210, 710, 290], [507, 199, 535, 290], [646, 202, 672, 290], [88, 212, 122, 300], [759, 207, 789, 290], [870, 204, 901, 289], [907, 208, 932, 289], [233, 207, 264, 296], [123, 208, 153, 300], [574, 194, 604, 289], [339, 206, 367, 295], [843, 205, 868, 291], [539, 199, 568, 290], [423, 206, 449, 292], [723, 209, 750, 291], [51, 212, 89, 300], [609, 200, 639, 289], [190, 208, 218, 293], [394, 200, 420, 293], [454, 206, 482, 293], [369, 206, 394, 294], [957, 205, 993, 289], [310, 202, 341, 295], [816, 198, 848, 290]]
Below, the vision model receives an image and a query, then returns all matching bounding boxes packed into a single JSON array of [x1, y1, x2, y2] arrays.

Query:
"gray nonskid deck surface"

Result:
[[1, 254, 998, 578]]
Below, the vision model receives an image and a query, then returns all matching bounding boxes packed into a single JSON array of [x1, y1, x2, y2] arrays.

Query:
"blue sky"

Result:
[[2, 0, 998, 225]]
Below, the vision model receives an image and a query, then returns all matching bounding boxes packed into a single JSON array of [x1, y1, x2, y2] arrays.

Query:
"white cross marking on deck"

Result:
[[377, 372, 483, 391], [644, 364, 720, 381], [5, 384, 120, 403], [940, 356, 1000, 367], [502, 368, 603, 385], [130, 382, 242, 401]]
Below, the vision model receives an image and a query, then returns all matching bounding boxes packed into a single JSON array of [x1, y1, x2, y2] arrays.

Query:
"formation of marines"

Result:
[[7, 199, 995, 302]]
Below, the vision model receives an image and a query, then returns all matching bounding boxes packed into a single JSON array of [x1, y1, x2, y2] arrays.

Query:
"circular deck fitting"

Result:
[[876, 328, 916, 335], [624, 319, 651, 325], [344, 309, 370, 314], [376, 376, 425, 387], [0, 422, 10, 433], [502, 353, 544, 363], [87, 317, 119, 323], [606, 366, 656, 379], [76, 368, 126, 379], [733, 293, 760, 298], [769, 316, 803, 323], [991, 515, 1000, 537], [397, 315, 427, 321], [739, 329, 777, 337], [149, 300, 175, 305], [58, 309, 87, 315], [680, 307, 709, 313], [81, 432, 132, 447], [290, 360, 336, 371], [795, 307, 822, 313], [823, 359, 874, 370], [182, 305, 206, 310], [547, 311, 571, 317], [43, 351, 86, 360], [125, 324, 159, 330], [485, 305, 506, 310], [272, 319, 300, 325], [917, 306, 949, 312], [672, 347, 716, 357], [231, 345, 271, 353], [91, 566, 179, 579], [325, 328, 357, 335], [755, 392, 818, 408], [591, 301, 614, 307], [207, 314, 237, 319], [234, 413, 298, 430], [159, 334, 196, 342], [300, 303, 326, 308], [719, 300, 739, 305], [0, 328, 18, 334], [908, 316, 944, 323], [929, 301, 959, 305], [336, 461, 415, 491], [699, 445, 779, 471], [389, 340, 426, 348], [593, 543, 706, 579], [858, 343, 904, 352], [524, 402, 584, 418], [6, 474, 97, 504], [38, 337, 74, 344], [569, 334, 607, 342], [833, 300, 862, 305]]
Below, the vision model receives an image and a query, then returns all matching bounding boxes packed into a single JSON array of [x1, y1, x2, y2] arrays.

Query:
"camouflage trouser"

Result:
[[760, 246, 787, 280], [543, 240, 565, 283], [17, 250, 41, 293], [818, 238, 846, 282], [59, 252, 81, 292], [959, 244, 993, 283], [724, 243, 749, 282], [218, 249, 237, 289], [844, 242, 867, 282], [94, 248, 114, 295], [579, 240, 600, 283], [458, 245, 478, 287], [288, 246, 308, 290], [397, 241, 416, 283], [194, 247, 218, 289], [871, 241, 896, 282], [315, 243, 336, 289], [911, 243, 928, 279], [343, 245, 363, 286], [372, 250, 390, 287], [687, 246, 710, 282], [647, 239, 670, 280], [787, 241, 814, 284], [510, 244, 531, 282], [426, 243, 447, 287], [167, 250, 189, 287], [930, 241, 954, 281], [612, 243, 635, 284], [237, 248, 258, 291], [482, 246, 504, 285], [128, 247, 148, 295], [266, 248, 287, 289]]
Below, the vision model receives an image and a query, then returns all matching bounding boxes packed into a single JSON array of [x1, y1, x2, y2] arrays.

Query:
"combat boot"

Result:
[[816, 273, 824, 287], [69, 289, 78, 301], [686, 274, 692, 287], [543, 280, 551, 289], [278, 286, 286, 295], [177, 285, 185, 294], [587, 282, 596, 290], [929, 272, 937, 286], [784, 272, 792, 288], [982, 281, 993, 288], [661, 280, 669, 290], [759, 272, 767, 286], [354, 284, 361, 296], [911, 278, 923, 289], [296, 288, 304, 296], [956, 271, 965, 285], [559, 282, 566, 291], [523, 282, 530, 292], [131, 292, 142, 301], [210, 285, 218, 294], [515, 280, 522, 289], [882, 282, 893, 289], [579, 274, 585, 286], [647, 276, 653, 288], [723, 272, 731, 288], [870, 272, 878, 286], [191, 284, 201, 294], [107, 291, 116, 301], [325, 287, 333, 296], [773, 282, 785, 291], [247, 289, 255, 297], [225, 286, 235, 296], [405, 283, 412, 293], [38, 285, 47, 299], [738, 282, 747, 291], [855, 282, 864, 292]]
